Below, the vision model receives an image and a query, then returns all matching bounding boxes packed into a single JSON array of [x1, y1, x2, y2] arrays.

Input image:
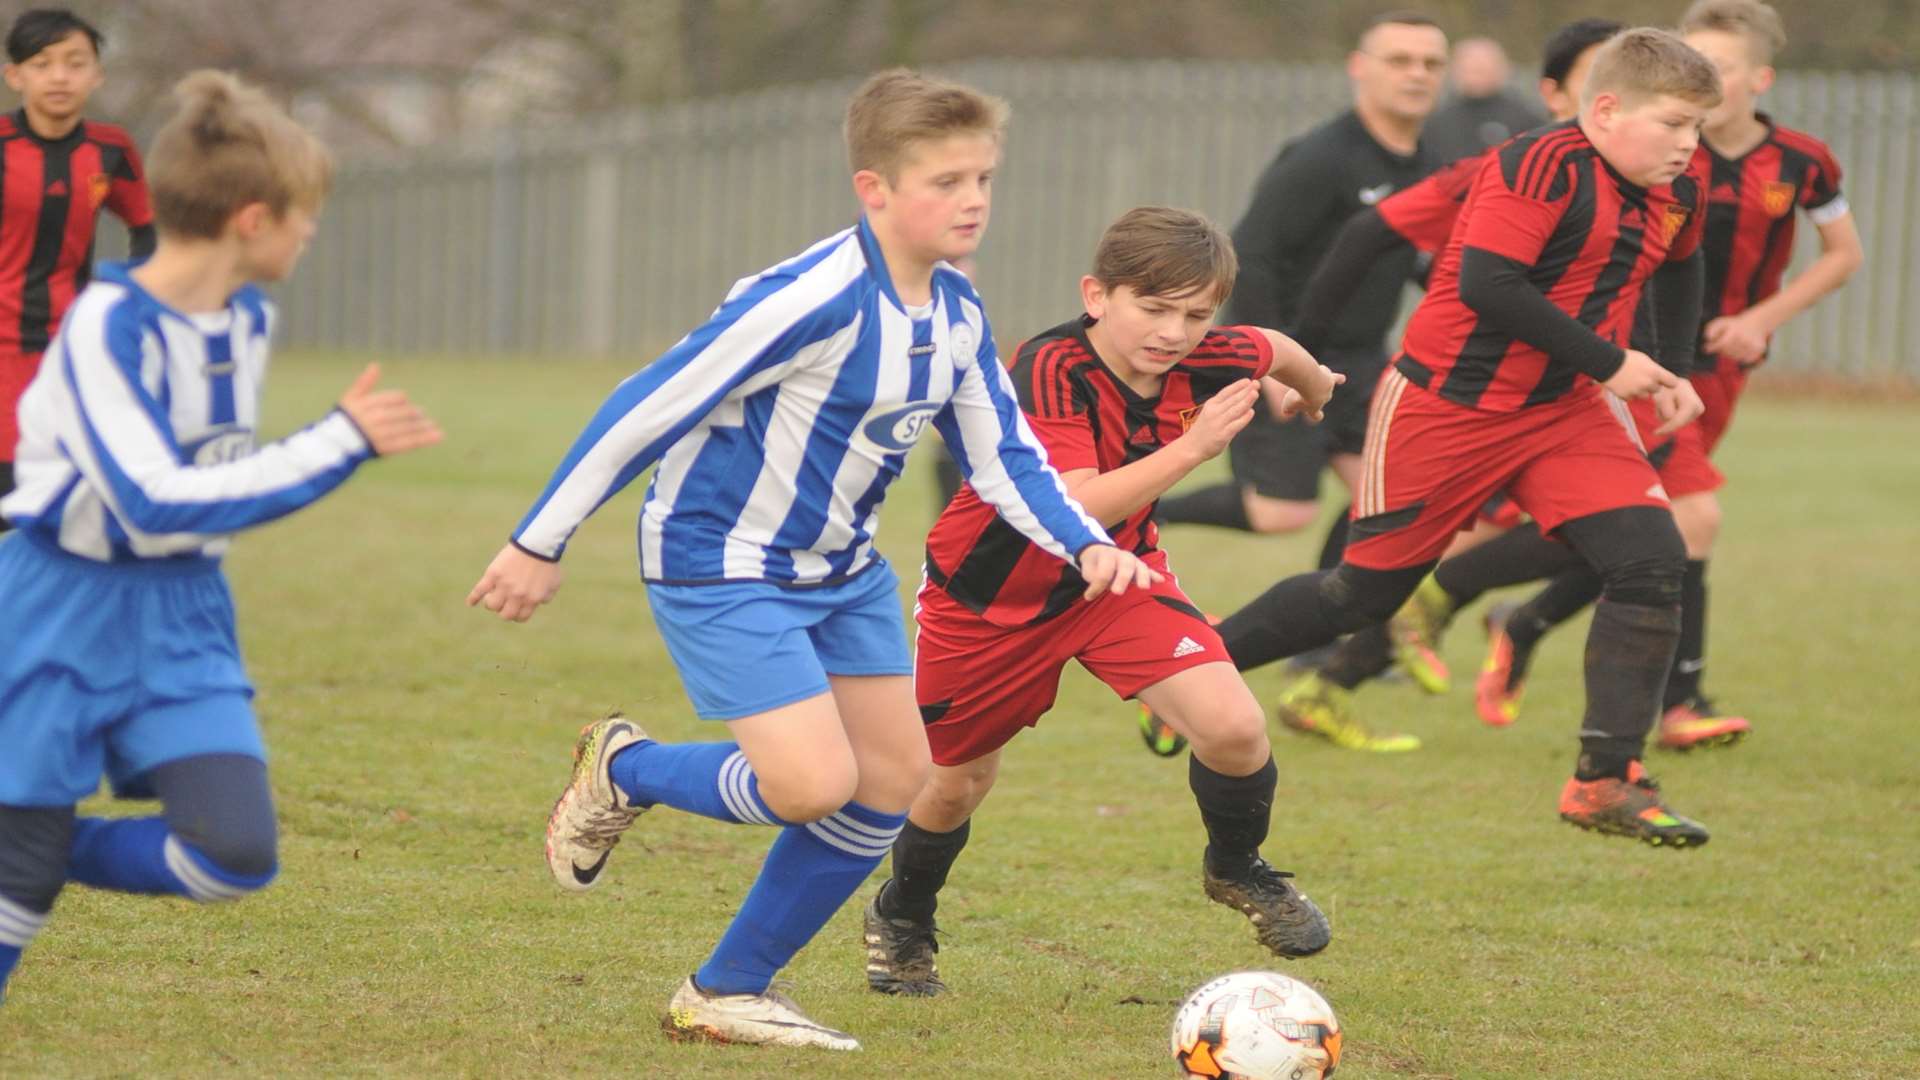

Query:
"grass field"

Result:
[[3, 352, 1917, 1079]]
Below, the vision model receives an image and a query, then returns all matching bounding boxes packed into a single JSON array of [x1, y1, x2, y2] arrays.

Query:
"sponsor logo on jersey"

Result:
[[185, 429, 257, 466], [861, 402, 940, 452]]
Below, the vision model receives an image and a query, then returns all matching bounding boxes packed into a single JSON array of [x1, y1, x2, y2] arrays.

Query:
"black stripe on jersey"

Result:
[[1702, 151, 1743, 322], [932, 513, 1077, 624], [1520, 195, 1641, 406], [1749, 149, 1811, 310], [20, 141, 71, 353], [1442, 156, 1597, 408]]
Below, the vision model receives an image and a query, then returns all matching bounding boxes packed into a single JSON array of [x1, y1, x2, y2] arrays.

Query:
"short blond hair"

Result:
[[1093, 207, 1238, 306], [1680, 0, 1788, 65], [1582, 27, 1723, 110], [146, 70, 333, 240], [844, 68, 1008, 180]]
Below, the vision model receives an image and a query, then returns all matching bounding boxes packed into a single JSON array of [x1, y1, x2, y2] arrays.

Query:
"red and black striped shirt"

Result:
[[0, 110, 153, 356], [1697, 116, 1844, 372], [1396, 120, 1707, 412], [924, 318, 1273, 628]]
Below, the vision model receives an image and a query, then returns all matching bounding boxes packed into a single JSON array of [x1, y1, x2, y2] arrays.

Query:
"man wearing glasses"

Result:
[[1158, 12, 1447, 571]]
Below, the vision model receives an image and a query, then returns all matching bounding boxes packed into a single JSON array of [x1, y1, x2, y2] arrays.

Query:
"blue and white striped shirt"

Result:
[[514, 218, 1109, 585], [1, 263, 372, 562]]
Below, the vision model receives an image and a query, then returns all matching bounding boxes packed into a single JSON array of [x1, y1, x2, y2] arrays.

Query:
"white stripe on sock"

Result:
[[805, 813, 901, 859], [715, 753, 752, 822], [819, 810, 899, 842], [718, 752, 775, 826], [0, 895, 47, 946], [163, 835, 249, 902]]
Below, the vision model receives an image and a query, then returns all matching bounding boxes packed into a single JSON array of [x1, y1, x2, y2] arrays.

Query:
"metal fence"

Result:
[[273, 59, 1919, 380]]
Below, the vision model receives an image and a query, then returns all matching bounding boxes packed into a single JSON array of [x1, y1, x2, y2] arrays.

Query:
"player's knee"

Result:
[[1186, 705, 1269, 773], [1243, 495, 1318, 535], [1319, 563, 1423, 629], [758, 765, 860, 824], [177, 816, 280, 886], [1673, 495, 1721, 556]]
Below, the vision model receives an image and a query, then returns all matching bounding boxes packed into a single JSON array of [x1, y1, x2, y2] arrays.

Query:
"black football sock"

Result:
[[1503, 567, 1603, 688], [1318, 623, 1393, 690], [1431, 523, 1582, 610], [1574, 600, 1680, 780], [1156, 484, 1252, 529], [1315, 507, 1351, 569], [1219, 563, 1431, 673], [879, 819, 971, 923], [1663, 560, 1708, 710], [1190, 753, 1277, 880]]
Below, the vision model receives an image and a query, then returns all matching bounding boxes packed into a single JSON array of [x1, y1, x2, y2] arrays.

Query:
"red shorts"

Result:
[[1, 351, 45, 462], [913, 554, 1227, 766], [1626, 396, 1723, 499], [1689, 365, 1749, 455], [1346, 371, 1670, 571]]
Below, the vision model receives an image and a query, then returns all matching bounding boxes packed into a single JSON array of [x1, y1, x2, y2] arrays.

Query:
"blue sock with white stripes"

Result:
[[608, 741, 790, 826], [695, 799, 906, 996], [0, 894, 48, 1003], [67, 817, 274, 902]]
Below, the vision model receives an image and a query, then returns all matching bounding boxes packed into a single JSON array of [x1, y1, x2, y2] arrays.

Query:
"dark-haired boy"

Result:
[[0, 8, 154, 514]]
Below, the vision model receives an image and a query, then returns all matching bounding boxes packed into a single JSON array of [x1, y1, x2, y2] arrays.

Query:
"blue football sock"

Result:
[[68, 817, 273, 902], [609, 741, 789, 826], [695, 800, 906, 995], [0, 893, 49, 1003]]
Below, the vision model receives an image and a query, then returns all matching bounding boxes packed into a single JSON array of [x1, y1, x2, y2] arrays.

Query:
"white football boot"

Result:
[[662, 976, 861, 1051], [544, 715, 647, 892]]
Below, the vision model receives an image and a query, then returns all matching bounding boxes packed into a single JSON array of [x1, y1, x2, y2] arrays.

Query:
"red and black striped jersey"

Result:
[[0, 111, 153, 356], [1377, 150, 1485, 254], [1396, 120, 1707, 412], [924, 318, 1273, 628], [1698, 116, 1845, 372]]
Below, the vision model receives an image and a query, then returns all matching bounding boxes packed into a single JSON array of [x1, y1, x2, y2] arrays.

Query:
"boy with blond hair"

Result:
[[0, 70, 440, 1003], [1481, 0, 1862, 744], [1210, 29, 1725, 848], [862, 207, 1341, 996], [468, 69, 1155, 1051]]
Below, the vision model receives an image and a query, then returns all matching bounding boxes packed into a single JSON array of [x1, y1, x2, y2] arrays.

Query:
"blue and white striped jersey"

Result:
[[514, 218, 1110, 586], [1, 263, 372, 562]]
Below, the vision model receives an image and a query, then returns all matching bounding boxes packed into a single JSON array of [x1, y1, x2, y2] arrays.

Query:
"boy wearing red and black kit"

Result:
[[1214, 29, 1724, 849], [861, 207, 1343, 998], [0, 10, 153, 515]]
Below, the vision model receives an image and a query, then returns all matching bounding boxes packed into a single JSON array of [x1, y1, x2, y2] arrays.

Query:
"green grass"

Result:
[[4, 353, 1917, 1079]]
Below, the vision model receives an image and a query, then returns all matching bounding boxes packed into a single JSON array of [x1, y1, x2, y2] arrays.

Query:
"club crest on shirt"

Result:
[[1762, 180, 1796, 219], [88, 173, 111, 209], [948, 322, 977, 366], [1179, 405, 1201, 432], [1660, 203, 1690, 244]]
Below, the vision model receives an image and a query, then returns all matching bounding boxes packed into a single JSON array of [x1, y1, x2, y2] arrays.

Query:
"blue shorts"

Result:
[[647, 562, 913, 720], [0, 534, 262, 807]]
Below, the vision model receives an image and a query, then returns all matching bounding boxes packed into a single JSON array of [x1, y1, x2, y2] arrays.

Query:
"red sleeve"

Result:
[[1017, 344, 1100, 473], [1198, 325, 1274, 381], [106, 138, 154, 228], [1460, 144, 1572, 266], [1377, 154, 1479, 254]]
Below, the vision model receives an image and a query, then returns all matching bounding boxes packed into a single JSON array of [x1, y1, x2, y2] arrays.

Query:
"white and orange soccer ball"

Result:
[[1170, 970, 1342, 1079]]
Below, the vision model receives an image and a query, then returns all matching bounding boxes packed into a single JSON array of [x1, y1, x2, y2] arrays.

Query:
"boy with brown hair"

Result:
[[1480, 0, 1862, 744], [469, 69, 1156, 1051], [0, 69, 439, 1005], [1209, 28, 1725, 849], [861, 207, 1342, 997]]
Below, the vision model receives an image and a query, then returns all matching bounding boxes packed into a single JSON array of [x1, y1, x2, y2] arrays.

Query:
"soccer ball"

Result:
[[1170, 970, 1342, 1079]]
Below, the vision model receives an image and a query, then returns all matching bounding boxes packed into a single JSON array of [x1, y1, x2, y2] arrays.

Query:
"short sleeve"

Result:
[[1011, 342, 1100, 473], [1460, 144, 1572, 266]]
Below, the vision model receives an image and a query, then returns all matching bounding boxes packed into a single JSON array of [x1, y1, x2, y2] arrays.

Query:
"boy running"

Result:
[[0, 71, 440, 1003], [862, 208, 1341, 996], [1210, 29, 1722, 849], [1480, 0, 1861, 743], [1, 9, 155, 517], [466, 70, 1155, 1052]]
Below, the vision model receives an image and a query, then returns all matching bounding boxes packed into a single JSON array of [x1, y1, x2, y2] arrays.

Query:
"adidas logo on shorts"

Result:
[[1172, 636, 1206, 659]]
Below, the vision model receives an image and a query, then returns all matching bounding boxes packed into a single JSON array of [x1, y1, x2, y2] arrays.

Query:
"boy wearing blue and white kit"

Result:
[[0, 72, 441, 1004], [468, 69, 1156, 1051]]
